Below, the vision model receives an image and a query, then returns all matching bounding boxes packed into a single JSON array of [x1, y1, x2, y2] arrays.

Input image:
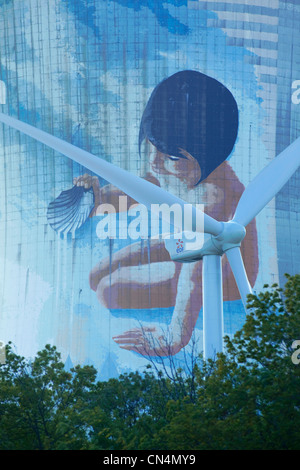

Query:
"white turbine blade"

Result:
[[233, 137, 300, 227], [225, 246, 253, 311], [202, 254, 224, 359], [0, 112, 223, 236]]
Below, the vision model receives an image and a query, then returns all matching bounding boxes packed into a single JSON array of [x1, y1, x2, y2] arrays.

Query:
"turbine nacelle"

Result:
[[164, 221, 246, 262]]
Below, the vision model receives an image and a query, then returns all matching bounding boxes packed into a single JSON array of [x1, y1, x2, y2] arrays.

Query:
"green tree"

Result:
[[0, 344, 97, 450], [88, 367, 188, 450]]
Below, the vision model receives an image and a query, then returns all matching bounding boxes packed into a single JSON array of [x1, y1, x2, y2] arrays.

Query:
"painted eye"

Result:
[[167, 155, 180, 161]]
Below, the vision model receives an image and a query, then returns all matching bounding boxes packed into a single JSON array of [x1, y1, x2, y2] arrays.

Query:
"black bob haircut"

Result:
[[139, 70, 239, 184]]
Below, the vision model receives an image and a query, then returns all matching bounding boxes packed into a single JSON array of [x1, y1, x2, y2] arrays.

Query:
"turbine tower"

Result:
[[0, 112, 299, 359]]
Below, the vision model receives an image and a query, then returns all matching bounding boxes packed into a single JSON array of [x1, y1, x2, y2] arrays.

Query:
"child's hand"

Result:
[[73, 173, 101, 217], [73, 173, 99, 190]]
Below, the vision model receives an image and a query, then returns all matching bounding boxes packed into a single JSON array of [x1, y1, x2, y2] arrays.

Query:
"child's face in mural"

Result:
[[147, 140, 202, 189]]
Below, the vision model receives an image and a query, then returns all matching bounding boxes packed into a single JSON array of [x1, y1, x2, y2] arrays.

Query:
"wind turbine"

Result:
[[0, 112, 299, 359]]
